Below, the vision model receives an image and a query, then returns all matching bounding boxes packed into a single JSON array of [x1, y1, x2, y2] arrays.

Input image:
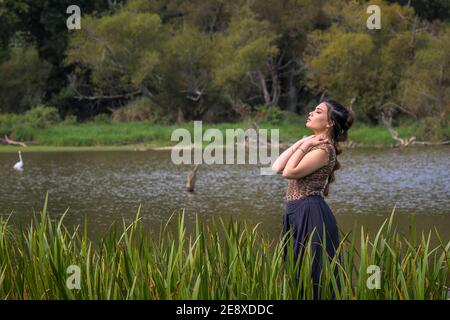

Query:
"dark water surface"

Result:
[[1, 146, 449, 241]]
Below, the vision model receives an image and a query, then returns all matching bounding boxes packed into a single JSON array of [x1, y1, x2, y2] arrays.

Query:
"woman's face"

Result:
[[306, 102, 333, 132]]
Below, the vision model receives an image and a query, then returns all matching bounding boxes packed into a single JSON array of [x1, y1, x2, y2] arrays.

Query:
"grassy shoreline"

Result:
[[0, 120, 448, 152]]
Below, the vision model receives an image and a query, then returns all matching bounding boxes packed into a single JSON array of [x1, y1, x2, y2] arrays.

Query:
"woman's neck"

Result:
[[313, 130, 332, 141]]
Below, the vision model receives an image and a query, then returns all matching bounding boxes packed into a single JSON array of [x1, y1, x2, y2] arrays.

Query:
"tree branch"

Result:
[[381, 111, 416, 146], [74, 90, 142, 101], [0, 135, 27, 147]]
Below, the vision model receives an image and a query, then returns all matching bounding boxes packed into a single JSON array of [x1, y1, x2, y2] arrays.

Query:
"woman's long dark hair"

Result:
[[322, 99, 355, 196]]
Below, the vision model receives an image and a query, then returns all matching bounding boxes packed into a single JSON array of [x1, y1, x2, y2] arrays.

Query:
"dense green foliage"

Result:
[[0, 0, 449, 137]]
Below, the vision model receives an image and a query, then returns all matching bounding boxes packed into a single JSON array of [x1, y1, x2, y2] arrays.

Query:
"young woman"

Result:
[[272, 99, 354, 298]]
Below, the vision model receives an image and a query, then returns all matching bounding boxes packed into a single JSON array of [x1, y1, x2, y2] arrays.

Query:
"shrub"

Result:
[[283, 111, 304, 125], [93, 113, 110, 124], [11, 124, 35, 141], [111, 97, 156, 123], [254, 104, 285, 125], [63, 115, 78, 125], [24, 105, 61, 129], [418, 116, 447, 141], [0, 113, 19, 136]]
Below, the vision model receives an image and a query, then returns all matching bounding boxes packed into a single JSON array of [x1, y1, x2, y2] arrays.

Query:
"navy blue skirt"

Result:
[[282, 194, 340, 298]]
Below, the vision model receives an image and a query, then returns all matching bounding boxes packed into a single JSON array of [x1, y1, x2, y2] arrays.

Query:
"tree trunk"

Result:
[[176, 107, 185, 124], [270, 64, 281, 106], [286, 68, 298, 113], [256, 70, 271, 105]]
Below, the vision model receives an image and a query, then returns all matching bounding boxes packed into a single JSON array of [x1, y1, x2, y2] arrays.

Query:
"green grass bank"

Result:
[[2, 118, 447, 151]]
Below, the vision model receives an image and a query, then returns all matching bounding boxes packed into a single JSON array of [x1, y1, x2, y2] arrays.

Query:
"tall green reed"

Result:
[[0, 195, 448, 300]]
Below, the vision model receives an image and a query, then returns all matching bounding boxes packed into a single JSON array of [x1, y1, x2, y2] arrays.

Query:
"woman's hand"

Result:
[[299, 134, 316, 145], [272, 134, 315, 173], [302, 134, 330, 152], [292, 134, 314, 152]]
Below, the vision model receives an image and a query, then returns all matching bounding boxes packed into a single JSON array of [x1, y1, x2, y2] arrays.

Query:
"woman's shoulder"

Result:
[[310, 142, 334, 154], [309, 143, 335, 163]]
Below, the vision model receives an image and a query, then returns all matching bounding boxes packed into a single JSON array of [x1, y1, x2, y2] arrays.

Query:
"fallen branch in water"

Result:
[[380, 111, 448, 147], [381, 111, 416, 146], [186, 164, 199, 192], [0, 135, 27, 147]]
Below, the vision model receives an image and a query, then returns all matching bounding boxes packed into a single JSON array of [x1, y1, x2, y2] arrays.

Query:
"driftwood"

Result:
[[348, 96, 356, 112], [0, 135, 27, 147], [381, 111, 448, 147], [186, 164, 199, 193], [381, 111, 416, 146]]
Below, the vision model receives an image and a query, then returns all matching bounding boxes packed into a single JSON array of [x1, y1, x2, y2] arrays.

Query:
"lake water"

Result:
[[1, 146, 449, 241]]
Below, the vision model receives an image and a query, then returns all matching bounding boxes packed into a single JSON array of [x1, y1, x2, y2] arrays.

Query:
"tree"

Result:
[[0, 0, 23, 61], [400, 26, 450, 121], [211, 5, 279, 108], [157, 24, 218, 120], [0, 0, 122, 115], [65, 4, 166, 104], [304, 0, 420, 123], [305, 30, 375, 118], [0, 46, 51, 113], [387, 0, 450, 22], [249, 0, 325, 113]]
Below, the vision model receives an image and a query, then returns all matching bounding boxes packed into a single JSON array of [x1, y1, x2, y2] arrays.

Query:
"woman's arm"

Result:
[[282, 136, 330, 179], [271, 135, 313, 174]]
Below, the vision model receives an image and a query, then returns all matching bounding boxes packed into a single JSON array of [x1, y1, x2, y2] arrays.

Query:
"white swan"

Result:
[[13, 151, 24, 171]]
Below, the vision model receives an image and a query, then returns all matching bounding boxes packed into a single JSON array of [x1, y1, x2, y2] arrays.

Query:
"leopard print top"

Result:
[[285, 142, 336, 201]]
